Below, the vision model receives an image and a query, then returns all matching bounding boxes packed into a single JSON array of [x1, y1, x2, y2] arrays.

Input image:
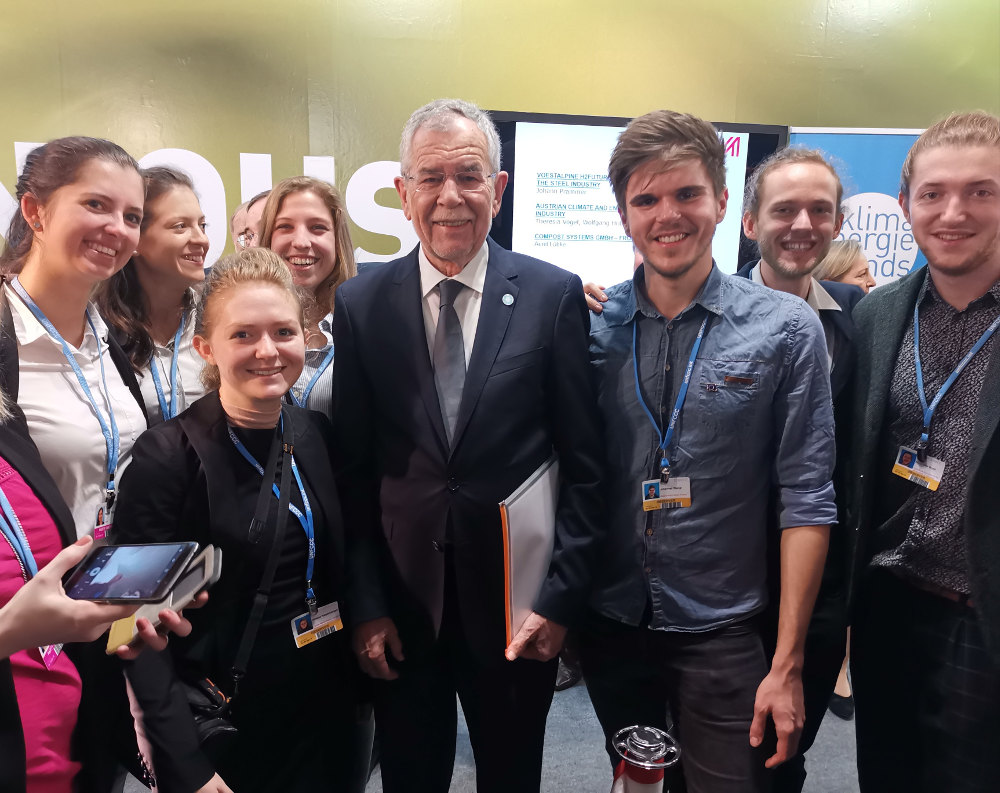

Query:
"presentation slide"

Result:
[[511, 122, 749, 289]]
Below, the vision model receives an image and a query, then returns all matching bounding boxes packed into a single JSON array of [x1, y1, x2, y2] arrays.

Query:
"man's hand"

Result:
[[583, 283, 608, 314], [0, 536, 139, 659], [505, 613, 567, 662], [353, 617, 404, 680], [749, 664, 805, 768], [113, 591, 209, 660]]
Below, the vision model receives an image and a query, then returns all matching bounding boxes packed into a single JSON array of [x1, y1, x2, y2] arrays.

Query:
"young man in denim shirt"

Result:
[[580, 110, 837, 793]]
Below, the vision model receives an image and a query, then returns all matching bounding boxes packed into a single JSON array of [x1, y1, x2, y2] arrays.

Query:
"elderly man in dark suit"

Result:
[[332, 99, 604, 793], [848, 111, 1000, 792], [735, 148, 864, 793]]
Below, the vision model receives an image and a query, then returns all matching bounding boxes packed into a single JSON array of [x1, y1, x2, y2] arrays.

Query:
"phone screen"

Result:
[[65, 543, 196, 601]]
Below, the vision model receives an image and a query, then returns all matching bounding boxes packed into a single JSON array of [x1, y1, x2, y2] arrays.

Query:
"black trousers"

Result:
[[373, 566, 557, 793], [852, 570, 1000, 793], [580, 612, 770, 793], [217, 683, 358, 793]]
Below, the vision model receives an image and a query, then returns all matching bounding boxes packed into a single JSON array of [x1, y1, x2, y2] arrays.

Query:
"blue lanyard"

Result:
[[0, 485, 38, 579], [148, 311, 187, 420], [633, 314, 710, 479], [227, 419, 317, 609], [913, 299, 1000, 458], [11, 278, 121, 511], [289, 345, 334, 408]]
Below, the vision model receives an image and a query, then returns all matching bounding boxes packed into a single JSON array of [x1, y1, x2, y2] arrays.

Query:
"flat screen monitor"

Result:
[[489, 111, 788, 289]]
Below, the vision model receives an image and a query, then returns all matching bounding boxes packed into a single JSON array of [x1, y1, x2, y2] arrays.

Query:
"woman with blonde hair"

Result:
[[258, 176, 357, 413], [115, 248, 360, 793], [814, 239, 876, 293]]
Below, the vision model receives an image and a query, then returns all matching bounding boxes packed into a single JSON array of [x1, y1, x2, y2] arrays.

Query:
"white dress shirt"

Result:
[[418, 243, 489, 367], [138, 293, 206, 425], [4, 285, 147, 537], [290, 312, 335, 413]]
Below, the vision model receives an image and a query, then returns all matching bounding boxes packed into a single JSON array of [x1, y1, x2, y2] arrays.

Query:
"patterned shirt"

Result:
[[871, 273, 1000, 593], [290, 314, 334, 413]]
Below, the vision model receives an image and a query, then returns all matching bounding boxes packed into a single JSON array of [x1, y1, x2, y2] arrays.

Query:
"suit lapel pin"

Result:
[[502, 293, 514, 306]]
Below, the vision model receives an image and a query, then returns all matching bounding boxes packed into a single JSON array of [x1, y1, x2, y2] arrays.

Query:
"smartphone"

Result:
[[64, 542, 198, 603], [106, 545, 222, 653]]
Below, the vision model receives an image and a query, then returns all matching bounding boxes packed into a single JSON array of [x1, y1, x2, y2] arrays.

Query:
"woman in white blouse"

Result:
[[0, 137, 149, 538], [97, 167, 209, 424], [258, 176, 358, 414]]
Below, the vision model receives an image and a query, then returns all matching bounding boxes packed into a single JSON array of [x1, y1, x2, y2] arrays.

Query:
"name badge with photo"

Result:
[[641, 478, 692, 511], [891, 445, 945, 491], [290, 601, 343, 648]]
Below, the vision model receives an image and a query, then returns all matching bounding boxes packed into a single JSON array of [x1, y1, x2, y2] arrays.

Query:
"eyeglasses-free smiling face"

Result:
[[28, 158, 145, 287], [743, 162, 843, 279], [268, 190, 338, 294], [135, 186, 208, 288], [902, 144, 1000, 280], [193, 282, 306, 411], [620, 157, 727, 283], [395, 115, 508, 275]]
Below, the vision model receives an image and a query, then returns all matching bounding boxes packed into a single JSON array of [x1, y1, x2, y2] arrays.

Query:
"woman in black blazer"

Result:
[[115, 248, 358, 793]]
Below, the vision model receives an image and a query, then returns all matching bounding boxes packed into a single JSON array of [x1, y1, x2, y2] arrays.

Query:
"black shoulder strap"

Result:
[[105, 325, 150, 427], [0, 286, 20, 402], [230, 410, 294, 694]]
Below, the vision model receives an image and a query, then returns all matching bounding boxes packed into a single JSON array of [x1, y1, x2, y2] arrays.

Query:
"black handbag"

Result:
[[184, 677, 238, 756], [183, 412, 294, 756]]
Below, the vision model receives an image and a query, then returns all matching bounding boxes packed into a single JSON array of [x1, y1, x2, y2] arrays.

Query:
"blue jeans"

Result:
[[580, 612, 770, 793]]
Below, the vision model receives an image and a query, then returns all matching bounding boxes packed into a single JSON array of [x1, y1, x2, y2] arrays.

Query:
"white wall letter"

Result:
[[345, 161, 418, 263]]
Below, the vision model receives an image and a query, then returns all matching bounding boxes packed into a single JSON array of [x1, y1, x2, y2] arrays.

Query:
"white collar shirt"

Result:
[[290, 312, 335, 414], [418, 242, 489, 368], [4, 285, 147, 537], [138, 291, 206, 425]]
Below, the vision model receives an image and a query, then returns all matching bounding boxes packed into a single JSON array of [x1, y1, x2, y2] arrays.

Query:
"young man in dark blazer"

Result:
[[848, 111, 1000, 791], [736, 149, 864, 793], [332, 98, 604, 793]]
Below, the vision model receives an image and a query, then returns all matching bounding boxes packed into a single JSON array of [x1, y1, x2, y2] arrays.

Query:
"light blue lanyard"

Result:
[[227, 418, 317, 610], [149, 311, 187, 420], [632, 314, 710, 480], [0, 484, 38, 578], [11, 278, 121, 511], [913, 299, 1000, 459], [289, 345, 334, 408]]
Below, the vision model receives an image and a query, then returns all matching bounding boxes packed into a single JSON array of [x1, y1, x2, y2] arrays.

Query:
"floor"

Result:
[[363, 683, 861, 793], [125, 682, 860, 792]]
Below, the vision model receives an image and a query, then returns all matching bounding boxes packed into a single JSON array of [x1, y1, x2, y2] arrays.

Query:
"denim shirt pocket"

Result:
[[689, 359, 763, 473]]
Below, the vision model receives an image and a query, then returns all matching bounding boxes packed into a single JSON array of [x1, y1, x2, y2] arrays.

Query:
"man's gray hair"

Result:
[[400, 99, 502, 174]]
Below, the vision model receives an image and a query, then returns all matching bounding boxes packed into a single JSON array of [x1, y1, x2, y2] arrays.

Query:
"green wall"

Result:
[[2, 0, 997, 256]]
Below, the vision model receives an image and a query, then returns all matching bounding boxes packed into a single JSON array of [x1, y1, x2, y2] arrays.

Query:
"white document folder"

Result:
[[499, 455, 559, 645]]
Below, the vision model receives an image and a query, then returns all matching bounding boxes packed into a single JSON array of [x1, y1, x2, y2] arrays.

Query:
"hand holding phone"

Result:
[[0, 537, 139, 659], [107, 546, 222, 653]]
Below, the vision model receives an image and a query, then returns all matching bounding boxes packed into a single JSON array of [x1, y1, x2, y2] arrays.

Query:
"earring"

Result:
[[32, 222, 40, 229]]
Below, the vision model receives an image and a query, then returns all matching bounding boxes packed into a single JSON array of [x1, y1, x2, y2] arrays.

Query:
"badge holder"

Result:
[[641, 478, 692, 511], [892, 445, 945, 491]]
